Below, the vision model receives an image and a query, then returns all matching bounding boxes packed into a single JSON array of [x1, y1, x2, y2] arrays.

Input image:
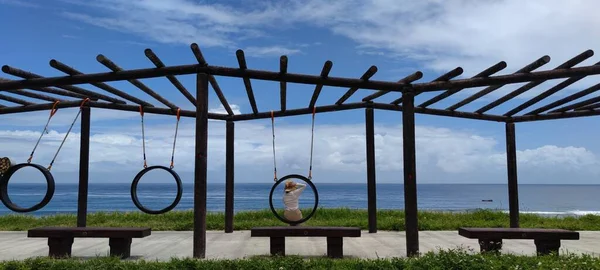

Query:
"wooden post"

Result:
[[505, 122, 520, 228], [194, 73, 208, 258], [225, 120, 235, 233], [365, 107, 377, 233], [77, 106, 90, 227], [402, 91, 419, 256]]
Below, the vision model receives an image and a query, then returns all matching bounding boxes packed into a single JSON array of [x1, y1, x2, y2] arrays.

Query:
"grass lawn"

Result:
[[0, 208, 598, 231], [1, 249, 600, 269]]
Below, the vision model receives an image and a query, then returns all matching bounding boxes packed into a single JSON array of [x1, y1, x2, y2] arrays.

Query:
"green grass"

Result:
[[0, 208, 600, 231], [2, 249, 600, 269]]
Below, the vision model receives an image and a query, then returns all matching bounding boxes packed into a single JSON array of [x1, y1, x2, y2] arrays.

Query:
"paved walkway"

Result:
[[0, 231, 598, 261]]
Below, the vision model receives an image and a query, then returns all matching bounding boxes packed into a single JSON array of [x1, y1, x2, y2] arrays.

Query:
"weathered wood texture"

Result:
[[194, 73, 209, 258], [402, 91, 419, 257], [225, 120, 234, 233], [365, 107, 377, 233], [505, 123, 519, 228], [77, 106, 90, 227], [459, 227, 579, 256]]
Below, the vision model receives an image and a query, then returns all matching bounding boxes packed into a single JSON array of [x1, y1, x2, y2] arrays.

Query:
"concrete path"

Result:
[[0, 231, 598, 261]]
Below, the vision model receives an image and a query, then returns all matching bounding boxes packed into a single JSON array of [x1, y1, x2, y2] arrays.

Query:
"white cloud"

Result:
[[0, 0, 40, 8], [209, 104, 241, 115], [1, 118, 598, 183], [244, 46, 301, 57], [59, 0, 600, 102]]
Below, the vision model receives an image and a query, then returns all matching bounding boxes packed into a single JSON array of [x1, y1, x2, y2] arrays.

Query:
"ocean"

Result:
[[2, 183, 600, 217]]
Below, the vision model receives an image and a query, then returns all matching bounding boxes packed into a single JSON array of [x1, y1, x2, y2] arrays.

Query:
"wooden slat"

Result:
[[476, 50, 594, 113], [418, 62, 507, 108], [336, 66, 378, 105], [236, 50, 259, 114], [458, 228, 579, 240], [280, 56, 287, 111], [308, 61, 333, 108], [251, 227, 361, 237], [28, 227, 151, 238], [446, 56, 550, 111]]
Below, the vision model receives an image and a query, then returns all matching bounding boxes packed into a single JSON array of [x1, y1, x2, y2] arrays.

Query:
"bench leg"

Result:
[[109, 238, 132, 259], [270, 237, 285, 256], [327, 237, 343, 258], [478, 238, 502, 253], [534, 239, 561, 256], [48, 237, 74, 258]]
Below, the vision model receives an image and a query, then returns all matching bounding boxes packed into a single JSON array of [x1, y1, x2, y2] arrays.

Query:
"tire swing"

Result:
[[268, 108, 319, 226], [130, 106, 183, 215], [0, 99, 88, 213], [0, 157, 13, 176]]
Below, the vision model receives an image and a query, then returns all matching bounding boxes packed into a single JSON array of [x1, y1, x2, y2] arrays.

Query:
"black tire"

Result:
[[131, 165, 183, 215], [0, 163, 55, 213], [269, 174, 319, 225]]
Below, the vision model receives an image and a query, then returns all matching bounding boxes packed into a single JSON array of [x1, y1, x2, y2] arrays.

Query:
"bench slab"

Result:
[[459, 227, 579, 256], [28, 227, 151, 259], [28, 227, 151, 238], [251, 226, 361, 237], [459, 228, 579, 240], [251, 227, 360, 258]]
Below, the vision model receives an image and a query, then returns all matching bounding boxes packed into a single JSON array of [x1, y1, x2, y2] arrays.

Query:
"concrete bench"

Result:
[[458, 227, 579, 255], [251, 226, 361, 258], [28, 226, 151, 258]]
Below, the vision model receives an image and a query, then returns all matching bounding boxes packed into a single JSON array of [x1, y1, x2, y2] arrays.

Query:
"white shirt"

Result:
[[283, 183, 306, 211]]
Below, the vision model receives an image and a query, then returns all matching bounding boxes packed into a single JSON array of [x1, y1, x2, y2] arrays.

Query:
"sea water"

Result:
[[2, 183, 600, 217]]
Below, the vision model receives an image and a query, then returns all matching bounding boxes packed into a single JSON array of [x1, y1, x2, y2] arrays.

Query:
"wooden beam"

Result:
[[476, 50, 594, 114], [193, 73, 209, 258], [505, 123, 519, 228], [2, 66, 126, 104], [511, 108, 600, 122], [229, 102, 368, 121], [365, 107, 377, 233], [371, 103, 508, 122], [550, 95, 600, 113], [418, 62, 507, 108], [390, 68, 461, 105], [336, 66, 377, 105], [191, 43, 233, 115], [49, 60, 153, 106], [0, 93, 34, 105], [280, 56, 287, 111], [0, 100, 81, 114], [446, 56, 550, 111], [96, 55, 178, 109], [3, 61, 600, 94], [236, 50, 259, 114], [526, 81, 600, 115], [364, 71, 423, 102], [145, 49, 197, 106], [0, 77, 91, 100], [225, 120, 235, 233], [5, 89, 66, 103], [308, 61, 333, 108], [402, 91, 419, 257], [77, 106, 90, 227]]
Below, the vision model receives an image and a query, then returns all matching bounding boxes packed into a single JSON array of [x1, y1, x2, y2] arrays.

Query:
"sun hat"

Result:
[[284, 180, 297, 192]]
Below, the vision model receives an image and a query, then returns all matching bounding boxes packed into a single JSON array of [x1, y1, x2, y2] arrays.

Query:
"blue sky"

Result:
[[1, 0, 600, 184]]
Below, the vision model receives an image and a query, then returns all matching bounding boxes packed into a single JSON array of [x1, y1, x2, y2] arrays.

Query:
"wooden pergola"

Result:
[[1, 44, 600, 258]]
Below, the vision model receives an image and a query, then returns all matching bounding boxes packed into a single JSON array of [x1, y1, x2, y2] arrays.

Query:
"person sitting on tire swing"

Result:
[[283, 180, 307, 225]]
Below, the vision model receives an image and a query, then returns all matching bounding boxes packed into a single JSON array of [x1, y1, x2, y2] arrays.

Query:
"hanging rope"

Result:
[[271, 111, 277, 181], [308, 106, 316, 179], [28, 101, 60, 164], [139, 105, 147, 168], [48, 98, 89, 171], [170, 108, 181, 169]]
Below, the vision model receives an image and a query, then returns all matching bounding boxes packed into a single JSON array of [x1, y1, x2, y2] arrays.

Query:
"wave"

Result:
[[502, 210, 600, 216]]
